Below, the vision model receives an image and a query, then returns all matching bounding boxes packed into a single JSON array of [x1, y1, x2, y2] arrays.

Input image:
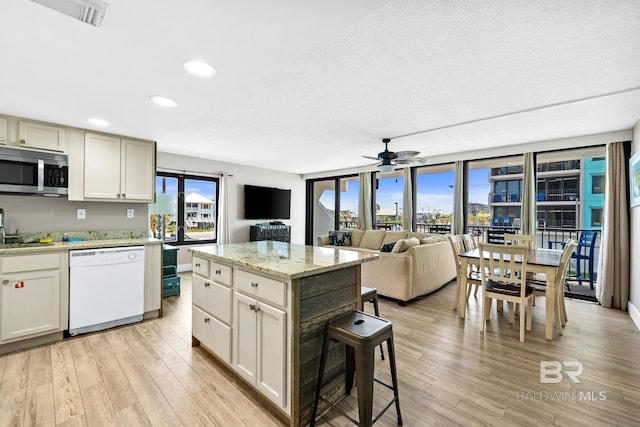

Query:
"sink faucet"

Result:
[[0, 209, 18, 244]]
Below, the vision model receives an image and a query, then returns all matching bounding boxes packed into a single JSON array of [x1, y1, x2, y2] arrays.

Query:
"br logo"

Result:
[[540, 361, 583, 384]]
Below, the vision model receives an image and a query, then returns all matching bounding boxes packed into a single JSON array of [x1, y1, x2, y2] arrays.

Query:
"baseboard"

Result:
[[628, 301, 640, 331], [177, 263, 192, 273]]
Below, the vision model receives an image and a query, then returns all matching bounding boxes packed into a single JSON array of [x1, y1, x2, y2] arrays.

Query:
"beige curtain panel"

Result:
[[596, 142, 630, 310], [521, 152, 537, 236], [358, 172, 373, 230], [402, 167, 413, 231]]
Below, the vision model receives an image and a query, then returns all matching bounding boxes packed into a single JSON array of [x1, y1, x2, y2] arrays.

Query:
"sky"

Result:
[[320, 168, 491, 215]]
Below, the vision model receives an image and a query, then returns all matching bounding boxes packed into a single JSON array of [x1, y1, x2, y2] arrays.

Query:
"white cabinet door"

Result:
[[233, 291, 286, 407], [83, 133, 121, 199], [121, 139, 154, 201], [257, 301, 286, 407], [18, 121, 66, 152], [234, 292, 257, 384], [1, 269, 61, 342]]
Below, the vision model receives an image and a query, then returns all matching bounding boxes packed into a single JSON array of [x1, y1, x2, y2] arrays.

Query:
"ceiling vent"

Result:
[[30, 0, 110, 27]]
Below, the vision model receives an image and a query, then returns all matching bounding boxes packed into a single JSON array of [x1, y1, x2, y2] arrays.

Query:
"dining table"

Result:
[[457, 247, 564, 340]]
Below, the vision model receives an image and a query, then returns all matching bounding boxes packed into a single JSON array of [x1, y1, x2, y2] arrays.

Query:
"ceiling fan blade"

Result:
[[395, 156, 427, 165], [362, 155, 381, 160], [394, 150, 420, 160]]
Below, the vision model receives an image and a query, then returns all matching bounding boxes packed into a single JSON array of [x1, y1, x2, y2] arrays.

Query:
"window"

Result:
[[150, 172, 219, 244], [375, 171, 404, 230], [592, 175, 604, 194], [415, 165, 454, 233], [591, 208, 603, 227]]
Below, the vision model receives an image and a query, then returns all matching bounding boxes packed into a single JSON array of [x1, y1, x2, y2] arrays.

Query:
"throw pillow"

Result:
[[333, 231, 352, 246], [359, 230, 386, 249], [382, 231, 408, 244], [380, 241, 396, 252], [328, 230, 336, 245], [391, 237, 421, 253]]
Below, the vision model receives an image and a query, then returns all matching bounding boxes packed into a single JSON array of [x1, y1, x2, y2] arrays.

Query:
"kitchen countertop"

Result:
[[189, 240, 379, 279], [0, 237, 162, 254]]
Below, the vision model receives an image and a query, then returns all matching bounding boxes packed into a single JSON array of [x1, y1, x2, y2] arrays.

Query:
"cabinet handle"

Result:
[[204, 282, 210, 287], [2, 279, 8, 285], [19, 139, 26, 144], [122, 194, 126, 198], [251, 282, 259, 288], [195, 263, 201, 267], [204, 317, 210, 323], [249, 304, 261, 313], [215, 269, 221, 275]]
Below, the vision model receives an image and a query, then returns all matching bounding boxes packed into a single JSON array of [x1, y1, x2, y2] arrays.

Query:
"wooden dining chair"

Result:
[[528, 239, 577, 335], [503, 233, 537, 249], [448, 234, 482, 309], [478, 243, 533, 342], [462, 233, 480, 296]]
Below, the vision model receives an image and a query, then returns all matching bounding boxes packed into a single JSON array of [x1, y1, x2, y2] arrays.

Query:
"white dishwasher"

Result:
[[69, 246, 145, 335]]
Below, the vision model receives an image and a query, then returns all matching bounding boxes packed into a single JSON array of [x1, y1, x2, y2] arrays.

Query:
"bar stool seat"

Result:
[[310, 310, 402, 427], [361, 285, 384, 360]]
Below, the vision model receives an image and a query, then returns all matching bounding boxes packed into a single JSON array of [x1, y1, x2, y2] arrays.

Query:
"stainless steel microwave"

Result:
[[0, 147, 68, 196]]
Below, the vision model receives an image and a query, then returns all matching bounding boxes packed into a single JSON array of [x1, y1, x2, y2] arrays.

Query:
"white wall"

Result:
[[156, 152, 305, 269], [629, 120, 640, 329]]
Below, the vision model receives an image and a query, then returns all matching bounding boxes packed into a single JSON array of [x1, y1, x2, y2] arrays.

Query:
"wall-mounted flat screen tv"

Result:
[[244, 185, 291, 220]]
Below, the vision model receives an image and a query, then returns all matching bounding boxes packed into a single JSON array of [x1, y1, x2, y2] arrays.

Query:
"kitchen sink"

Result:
[[0, 242, 55, 248]]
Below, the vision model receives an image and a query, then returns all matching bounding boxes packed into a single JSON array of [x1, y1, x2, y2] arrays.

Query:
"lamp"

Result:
[[378, 158, 395, 174]]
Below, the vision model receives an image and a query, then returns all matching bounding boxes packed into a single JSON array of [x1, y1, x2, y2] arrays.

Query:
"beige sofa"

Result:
[[318, 229, 457, 304]]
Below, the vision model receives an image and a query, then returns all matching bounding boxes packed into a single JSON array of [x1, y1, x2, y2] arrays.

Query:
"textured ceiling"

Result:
[[1, 0, 639, 175]]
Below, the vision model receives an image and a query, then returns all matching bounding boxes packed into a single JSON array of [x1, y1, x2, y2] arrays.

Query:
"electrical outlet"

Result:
[[77, 208, 86, 219], [127, 208, 134, 219]]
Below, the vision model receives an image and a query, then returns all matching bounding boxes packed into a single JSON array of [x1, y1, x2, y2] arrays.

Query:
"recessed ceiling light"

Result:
[[183, 61, 216, 78], [149, 95, 178, 107], [88, 117, 109, 126]]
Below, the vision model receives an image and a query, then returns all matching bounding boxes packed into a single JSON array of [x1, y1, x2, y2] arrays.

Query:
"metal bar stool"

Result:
[[361, 285, 384, 360], [310, 311, 402, 427]]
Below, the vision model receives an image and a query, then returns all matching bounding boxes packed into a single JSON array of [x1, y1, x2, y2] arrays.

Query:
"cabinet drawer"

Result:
[[192, 306, 231, 364], [2, 253, 61, 273], [192, 256, 209, 277], [192, 274, 232, 324], [235, 269, 286, 307], [209, 261, 232, 286]]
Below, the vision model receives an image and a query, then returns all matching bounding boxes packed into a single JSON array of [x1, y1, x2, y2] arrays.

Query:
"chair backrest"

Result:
[[503, 233, 537, 249], [493, 216, 501, 226], [478, 242, 528, 289], [447, 234, 466, 274], [557, 239, 578, 284], [462, 233, 477, 251], [503, 216, 511, 226], [577, 231, 597, 255]]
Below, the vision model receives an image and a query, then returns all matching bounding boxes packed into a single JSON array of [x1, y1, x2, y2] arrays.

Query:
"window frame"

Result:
[[154, 171, 220, 246]]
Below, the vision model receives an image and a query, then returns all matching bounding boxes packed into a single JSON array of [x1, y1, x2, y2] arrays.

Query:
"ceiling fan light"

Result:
[[378, 163, 395, 174]]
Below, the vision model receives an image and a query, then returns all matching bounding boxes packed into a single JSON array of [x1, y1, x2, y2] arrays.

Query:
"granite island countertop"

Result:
[[0, 237, 162, 254], [190, 241, 378, 279]]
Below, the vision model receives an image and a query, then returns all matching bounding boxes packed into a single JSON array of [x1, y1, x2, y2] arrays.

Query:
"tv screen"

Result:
[[244, 185, 291, 220]]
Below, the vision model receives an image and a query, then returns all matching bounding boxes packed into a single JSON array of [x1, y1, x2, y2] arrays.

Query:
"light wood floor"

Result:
[[1, 274, 639, 426]]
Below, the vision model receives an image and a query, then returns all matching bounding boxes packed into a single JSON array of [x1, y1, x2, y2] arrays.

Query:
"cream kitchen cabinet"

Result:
[[0, 251, 68, 344], [233, 269, 287, 408], [18, 120, 66, 152], [82, 133, 154, 202], [191, 257, 233, 364]]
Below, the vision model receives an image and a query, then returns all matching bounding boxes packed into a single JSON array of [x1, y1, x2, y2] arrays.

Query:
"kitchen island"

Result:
[[189, 241, 378, 427]]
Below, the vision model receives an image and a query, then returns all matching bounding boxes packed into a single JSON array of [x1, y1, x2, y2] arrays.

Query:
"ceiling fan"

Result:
[[362, 138, 426, 174]]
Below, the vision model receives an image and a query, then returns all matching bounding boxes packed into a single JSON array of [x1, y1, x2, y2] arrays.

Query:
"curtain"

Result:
[[452, 160, 464, 234], [521, 152, 537, 236], [217, 173, 231, 244], [402, 167, 413, 231], [358, 172, 373, 230], [597, 142, 630, 309]]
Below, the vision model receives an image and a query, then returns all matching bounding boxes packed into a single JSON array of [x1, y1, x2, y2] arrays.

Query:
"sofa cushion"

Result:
[[380, 241, 397, 252], [382, 231, 408, 245], [420, 236, 440, 245], [407, 232, 428, 240], [359, 230, 386, 250], [329, 230, 352, 246], [346, 229, 364, 247], [391, 237, 421, 253]]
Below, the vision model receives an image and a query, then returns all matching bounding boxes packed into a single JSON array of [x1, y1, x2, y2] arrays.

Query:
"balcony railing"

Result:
[[537, 160, 581, 173], [537, 188, 579, 202]]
